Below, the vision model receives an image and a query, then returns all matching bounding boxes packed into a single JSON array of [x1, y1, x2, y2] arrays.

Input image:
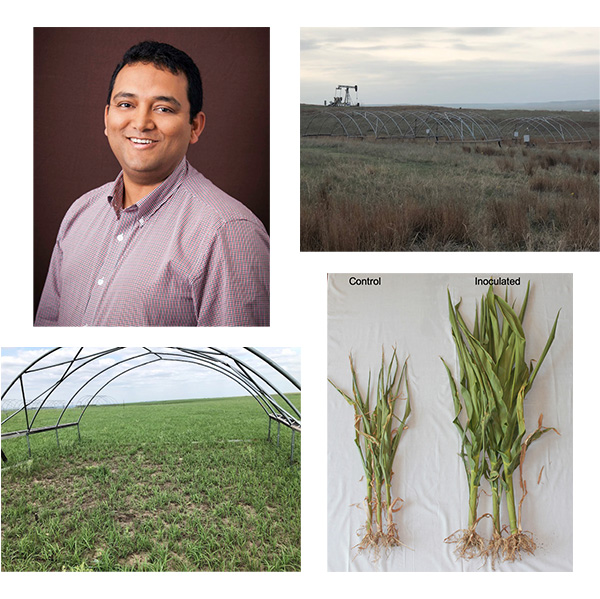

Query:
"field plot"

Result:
[[1, 396, 300, 572], [300, 105, 599, 251]]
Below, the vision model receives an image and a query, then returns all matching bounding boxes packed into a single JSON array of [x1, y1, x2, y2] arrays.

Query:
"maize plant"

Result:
[[329, 347, 411, 556], [442, 283, 559, 564]]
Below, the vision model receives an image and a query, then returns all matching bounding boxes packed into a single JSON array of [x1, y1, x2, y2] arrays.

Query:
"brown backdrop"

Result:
[[34, 27, 270, 315]]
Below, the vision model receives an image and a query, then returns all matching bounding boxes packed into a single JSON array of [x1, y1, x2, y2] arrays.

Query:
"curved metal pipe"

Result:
[[245, 348, 301, 390], [207, 348, 301, 421]]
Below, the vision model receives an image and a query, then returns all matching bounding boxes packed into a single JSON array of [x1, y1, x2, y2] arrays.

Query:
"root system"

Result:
[[445, 525, 487, 560], [354, 504, 409, 561], [448, 526, 538, 568], [481, 529, 507, 569], [502, 531, 536, 562]]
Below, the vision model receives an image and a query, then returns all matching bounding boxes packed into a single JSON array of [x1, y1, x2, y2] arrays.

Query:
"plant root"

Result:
[[355, 529, 382, 559], [501, 530, 536, 562], [444, 525, 487, 560], [381, 521, 411, 550], [354, 523, 409, 561], [481, 529, 507, 569]]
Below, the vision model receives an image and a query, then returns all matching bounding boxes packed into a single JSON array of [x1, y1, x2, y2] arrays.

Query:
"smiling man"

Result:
[[35, 41, 269, 327]]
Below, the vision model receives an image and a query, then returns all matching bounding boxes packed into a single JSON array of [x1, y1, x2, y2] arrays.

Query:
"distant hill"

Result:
[[436, 100, 599, 112], [303, 100, 600, 112]]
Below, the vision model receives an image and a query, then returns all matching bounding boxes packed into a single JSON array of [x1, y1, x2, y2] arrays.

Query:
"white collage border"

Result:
[[1, 5, 598, 597]]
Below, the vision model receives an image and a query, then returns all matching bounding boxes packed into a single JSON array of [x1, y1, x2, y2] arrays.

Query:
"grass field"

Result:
[[301, 105, 599, 251], [1, 395, 301, 572]]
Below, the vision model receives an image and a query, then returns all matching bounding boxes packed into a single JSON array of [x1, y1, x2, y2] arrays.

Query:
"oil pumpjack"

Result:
[[325, 84, 359, 107]]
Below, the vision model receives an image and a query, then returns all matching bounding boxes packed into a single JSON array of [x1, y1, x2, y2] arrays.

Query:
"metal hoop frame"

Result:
[[302, 109, 592, 145], [302, 109, 503, 142], [500, 116, 592, 144]]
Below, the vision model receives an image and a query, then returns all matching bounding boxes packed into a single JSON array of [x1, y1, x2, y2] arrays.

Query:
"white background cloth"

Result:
[[327, 273, 572, 571]]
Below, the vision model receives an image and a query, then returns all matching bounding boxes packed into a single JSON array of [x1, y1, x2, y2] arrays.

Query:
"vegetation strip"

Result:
[[301, 106, 599, 252]]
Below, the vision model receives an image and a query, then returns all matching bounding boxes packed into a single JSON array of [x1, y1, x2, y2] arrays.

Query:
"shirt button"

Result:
[[117, 234, 124, 242], [139, 217, 145, 225], [97, 278, 104, 286]]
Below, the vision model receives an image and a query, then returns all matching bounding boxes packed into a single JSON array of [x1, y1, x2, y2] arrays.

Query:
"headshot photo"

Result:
[[34, 27, 270, 327]]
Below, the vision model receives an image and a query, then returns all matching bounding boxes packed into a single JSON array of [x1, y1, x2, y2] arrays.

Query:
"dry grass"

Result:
[[301, 136, 599, 251]]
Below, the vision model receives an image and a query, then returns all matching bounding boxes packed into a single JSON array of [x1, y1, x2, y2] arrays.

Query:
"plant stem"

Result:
[[468, 470, 479, 528], [385, 479, 393, 529], [491, 479, 501, 534], [365, 482, 373, 533], [505, 471, 519, 535], [374, 476, 383, 534]]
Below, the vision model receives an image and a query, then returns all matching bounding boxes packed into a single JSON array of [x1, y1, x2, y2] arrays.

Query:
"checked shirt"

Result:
[[35, 158, 269, 327]]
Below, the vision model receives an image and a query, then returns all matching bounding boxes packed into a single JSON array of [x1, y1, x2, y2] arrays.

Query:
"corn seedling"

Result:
[[442, 283, 559, 564], [329, 347, 411, 556]]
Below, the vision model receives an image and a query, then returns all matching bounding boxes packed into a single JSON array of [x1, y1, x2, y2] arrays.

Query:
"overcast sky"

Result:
[[301, 27, 599, 106], [1, 347, 301, 409]]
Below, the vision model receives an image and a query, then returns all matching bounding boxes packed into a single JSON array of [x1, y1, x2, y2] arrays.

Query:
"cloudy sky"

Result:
[[1, 347, 301, 409], [301, 27, 599, 106]]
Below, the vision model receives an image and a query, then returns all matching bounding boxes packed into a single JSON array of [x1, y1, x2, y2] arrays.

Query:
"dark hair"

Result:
[[107, 41, 203, 122]]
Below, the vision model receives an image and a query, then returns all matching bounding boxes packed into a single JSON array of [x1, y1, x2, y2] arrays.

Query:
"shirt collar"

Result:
[[107, 157, 188, 219]]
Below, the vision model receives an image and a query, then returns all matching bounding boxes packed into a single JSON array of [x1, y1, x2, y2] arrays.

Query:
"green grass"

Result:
[[1, 395, 301, 572]]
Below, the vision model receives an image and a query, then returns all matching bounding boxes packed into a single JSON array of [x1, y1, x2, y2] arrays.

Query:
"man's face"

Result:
[[104, 62, 205, 186]]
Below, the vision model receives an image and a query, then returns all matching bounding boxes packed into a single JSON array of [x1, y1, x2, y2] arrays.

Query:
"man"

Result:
[[35, 41, 269, 327]]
